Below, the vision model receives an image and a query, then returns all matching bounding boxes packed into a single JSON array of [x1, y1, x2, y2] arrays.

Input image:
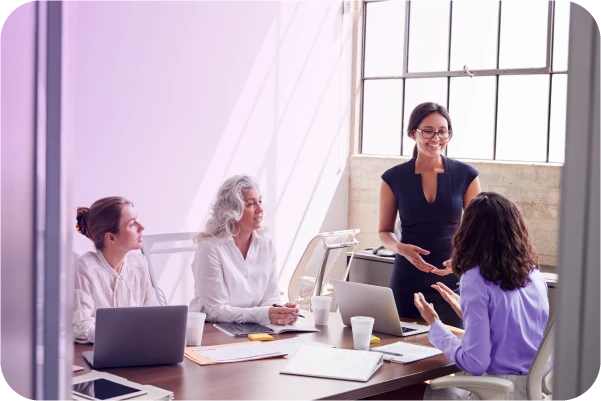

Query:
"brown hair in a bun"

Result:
[[75, 197, 133, 250], [75, 207, 90, 237]]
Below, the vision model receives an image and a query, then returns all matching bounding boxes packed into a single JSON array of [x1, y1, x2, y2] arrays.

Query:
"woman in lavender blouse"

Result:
[[414, 192, 549, 400]]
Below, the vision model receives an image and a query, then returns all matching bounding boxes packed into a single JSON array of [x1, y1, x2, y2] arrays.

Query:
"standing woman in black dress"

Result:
[[378, 102, 481, 328]]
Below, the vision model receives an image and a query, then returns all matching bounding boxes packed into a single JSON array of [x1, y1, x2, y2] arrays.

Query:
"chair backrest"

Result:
[[141, 232, 197, 307], [527, 316, 555, 400], [287, 229, 359, 311]]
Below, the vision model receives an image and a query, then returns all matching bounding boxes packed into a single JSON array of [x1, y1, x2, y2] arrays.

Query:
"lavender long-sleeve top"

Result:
[[428, 267, 549, 376]]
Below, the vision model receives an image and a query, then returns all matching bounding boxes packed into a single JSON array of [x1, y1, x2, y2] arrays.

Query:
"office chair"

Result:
[[287, 229, 360, 311], [141, 232, 197, 306], [429, 316, 556, 400]]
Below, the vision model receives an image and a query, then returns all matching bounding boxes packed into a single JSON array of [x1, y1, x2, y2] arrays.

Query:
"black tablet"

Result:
[[72, 378, 146, 400]]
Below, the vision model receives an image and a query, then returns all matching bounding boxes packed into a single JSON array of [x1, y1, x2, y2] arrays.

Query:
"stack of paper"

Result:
[[280, 345, 383, 382], [185, 337, 333, 366], [194, 342, 285, 363], [370, 341, 443, 364], [72, 371, 173, 401]]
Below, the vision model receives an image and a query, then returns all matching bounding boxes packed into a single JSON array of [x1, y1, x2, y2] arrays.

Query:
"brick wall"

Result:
[[348, 155, 561, 267]]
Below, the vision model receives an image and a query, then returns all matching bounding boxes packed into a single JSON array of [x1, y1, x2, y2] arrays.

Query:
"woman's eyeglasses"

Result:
[[416, 128, 452, 140]]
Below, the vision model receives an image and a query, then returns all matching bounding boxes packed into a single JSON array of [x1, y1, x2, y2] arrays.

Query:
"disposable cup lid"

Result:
[[350, 316, 374, 325]]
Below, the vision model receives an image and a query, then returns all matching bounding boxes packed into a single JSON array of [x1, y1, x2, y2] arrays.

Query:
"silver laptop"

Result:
[[332, 280, 430, 337], [83, 305, 187, 368]]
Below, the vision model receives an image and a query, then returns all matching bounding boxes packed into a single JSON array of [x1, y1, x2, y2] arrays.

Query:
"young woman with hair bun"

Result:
[[73, 196, 158, 343]]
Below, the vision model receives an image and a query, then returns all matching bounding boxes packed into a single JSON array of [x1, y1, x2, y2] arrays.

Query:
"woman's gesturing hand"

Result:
[[413, 292, 439, 325], [431, 282, 462, 319], [398, 244, 437, 273]]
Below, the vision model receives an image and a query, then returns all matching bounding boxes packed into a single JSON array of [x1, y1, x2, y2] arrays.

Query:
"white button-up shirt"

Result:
[[189, 230, 281, 324], [73, 250, 159, 343]]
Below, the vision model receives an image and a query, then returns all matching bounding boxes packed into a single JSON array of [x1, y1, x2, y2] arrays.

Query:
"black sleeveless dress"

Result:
[[381, 155, 478, 328]]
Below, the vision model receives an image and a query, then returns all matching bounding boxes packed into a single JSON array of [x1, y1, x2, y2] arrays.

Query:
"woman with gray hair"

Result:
[[189, 174, 299, 325]]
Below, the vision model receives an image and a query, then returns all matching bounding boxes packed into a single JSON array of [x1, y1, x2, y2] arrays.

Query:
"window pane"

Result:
[[364, 1, 406, 77], [447, 77, 496, 160], [496, 75, 549, 162], [552, 1, 570, 71], [450, 1, 499, 71], [362, 79, 403, 155], [499, 2, 549, 69], [408, 1, 450, 72], [549, 74, 567, 163], [402, 78, 448, 156]]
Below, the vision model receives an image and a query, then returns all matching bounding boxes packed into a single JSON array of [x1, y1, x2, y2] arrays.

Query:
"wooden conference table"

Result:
[[73, 312, 462, 400]]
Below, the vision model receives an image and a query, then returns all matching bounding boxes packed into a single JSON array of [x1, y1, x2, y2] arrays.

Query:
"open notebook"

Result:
[[281, 345, 383, 382], [214, 321, 319, 336], [264, 321, 319, 334]]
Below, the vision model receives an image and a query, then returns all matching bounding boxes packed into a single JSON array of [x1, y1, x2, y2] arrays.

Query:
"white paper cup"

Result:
[[350, 316, 375, 350], [186, 312, 206, 346], [311, 296, 332, 325]]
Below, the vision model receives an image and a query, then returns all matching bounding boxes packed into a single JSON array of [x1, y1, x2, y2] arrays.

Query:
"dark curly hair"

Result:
[[451, 192, 539, 290]]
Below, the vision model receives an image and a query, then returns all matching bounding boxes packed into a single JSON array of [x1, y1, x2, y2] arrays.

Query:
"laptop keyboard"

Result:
[[402, 327, 416, 333]]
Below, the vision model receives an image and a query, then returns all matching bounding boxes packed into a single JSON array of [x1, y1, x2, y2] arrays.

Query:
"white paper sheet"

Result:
[[370, 341, 443, 364], [265, 337, 334, 358]]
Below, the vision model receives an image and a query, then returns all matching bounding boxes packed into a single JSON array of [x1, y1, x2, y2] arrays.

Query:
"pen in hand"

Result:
[[369, 349, 403, 357], [272, 304, 305, 318]]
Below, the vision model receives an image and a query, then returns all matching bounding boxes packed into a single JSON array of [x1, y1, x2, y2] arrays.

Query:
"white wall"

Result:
[[65, 1, 352, 293]]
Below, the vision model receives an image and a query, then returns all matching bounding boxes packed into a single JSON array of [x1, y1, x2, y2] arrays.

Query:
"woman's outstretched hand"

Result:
[[431, 259, 454, 276], [398, 244, 437, 273]]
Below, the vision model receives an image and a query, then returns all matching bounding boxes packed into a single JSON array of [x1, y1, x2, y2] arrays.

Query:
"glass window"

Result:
[[402, 78, 448, 156], [362, 79, 403, 156], [407, 1, 450, 72], [499, 1, 549, 69], [364, 1, 406, 77], [450, 1, 499, 71], [360, 1, 567, 163], [447, 76, 496, 160], [549, 74, 568, 163], [552, 1, 570, 71], [496, 75, 549, 162]]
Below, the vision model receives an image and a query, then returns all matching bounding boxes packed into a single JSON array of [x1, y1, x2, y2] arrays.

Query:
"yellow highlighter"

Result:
[[248, 333, 274, 341], [370, 335, 381, 344]]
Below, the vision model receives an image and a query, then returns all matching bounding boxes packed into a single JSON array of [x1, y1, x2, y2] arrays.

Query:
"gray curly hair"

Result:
[[195, 174, 261, 243]]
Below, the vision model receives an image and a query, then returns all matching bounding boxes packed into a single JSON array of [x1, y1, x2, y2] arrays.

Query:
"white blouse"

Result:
[[73, 250, 159, 343], [189, 230, 281, 324]]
